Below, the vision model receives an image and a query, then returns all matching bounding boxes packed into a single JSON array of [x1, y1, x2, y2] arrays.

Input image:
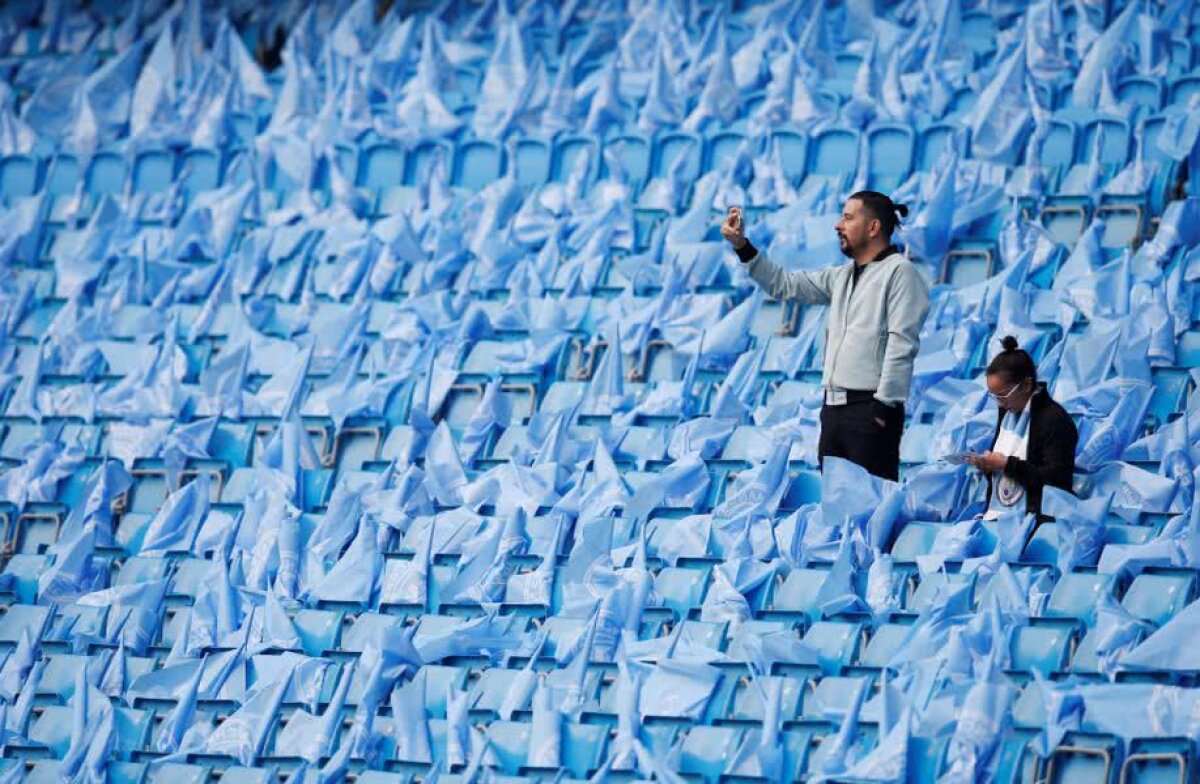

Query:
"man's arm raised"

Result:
[[720, 207, 836, 305]]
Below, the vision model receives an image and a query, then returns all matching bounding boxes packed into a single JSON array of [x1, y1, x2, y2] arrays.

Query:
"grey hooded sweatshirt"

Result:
[[740, 245, 930, 407]]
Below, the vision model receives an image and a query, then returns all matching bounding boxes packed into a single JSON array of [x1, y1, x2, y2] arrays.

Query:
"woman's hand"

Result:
[[968, 451, 1008, 474]]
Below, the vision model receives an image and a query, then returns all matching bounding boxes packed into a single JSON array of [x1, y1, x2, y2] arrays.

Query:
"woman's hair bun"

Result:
[[1000, 335, 1020, 352], [894, 202, 909, 219]]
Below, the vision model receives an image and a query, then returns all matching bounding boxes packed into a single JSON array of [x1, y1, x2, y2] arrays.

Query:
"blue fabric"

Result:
[[1, 0, 1198, 778]]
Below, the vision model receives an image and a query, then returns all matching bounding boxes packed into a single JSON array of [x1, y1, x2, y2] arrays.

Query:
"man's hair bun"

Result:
[[894, 203, 909, 219]]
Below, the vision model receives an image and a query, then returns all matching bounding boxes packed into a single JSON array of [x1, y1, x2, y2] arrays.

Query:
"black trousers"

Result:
[[818, 396, 904, 482]]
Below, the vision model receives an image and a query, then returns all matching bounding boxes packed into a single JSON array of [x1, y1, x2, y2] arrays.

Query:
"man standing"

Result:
[[720, 192, 930, 481]]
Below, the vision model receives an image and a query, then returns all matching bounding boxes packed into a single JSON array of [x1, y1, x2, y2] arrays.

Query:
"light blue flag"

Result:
[[162, 417, 217, 491], [390, 671, 432, 764], [415, 612, 526, 665], [584, 331, 633, 416], [1091, 592, 1150, 679], [1042, 488, 1111, 573], [308, 514, 382, 607], [940, 650, 1014, 782], [608, 659, 648, 771], [156, 653, 206, 754], [446, 683, 474, 768], [839, 706, 911, 782], [305, 480, 367, 578], [682, 23, 739, 132], [497, 633, 546, 721], [1156, 96, 1200, 162], [140, 474, 210, 556], [1087, 461, 1180, 522], [709, 346, 765, 421], [841, 36, 880, 129], [1070, 380, 1152, 471], [1121, 596, 1200, 672], [61, 667, 113, 781], [261, 589, 303, 651], [210, 16, 271, 105], [130, 21, 177, 139], [639, 42, 683, 135], [37, 523, 99, 606], [583, 59, 625, 137], [816, 676, 869, 779], [1072, 1, 1137, 108], [424, 420, 469, 506], [902, 150, 958, 263], [448, 509, 529, 606], [506, 517, 560, 607], [962, 41, 1030, 164], [76, 578, 169, 655], [277, 660, 355, 764], [7, 659, 44, 741], [202, 665, 294, 765], [379, 511, 433, 609], [527, 678, 562, 768], [0, 629, 35, 702]]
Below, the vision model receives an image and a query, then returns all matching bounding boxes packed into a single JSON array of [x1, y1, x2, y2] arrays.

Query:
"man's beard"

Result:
[[839, 236, 854, 258]]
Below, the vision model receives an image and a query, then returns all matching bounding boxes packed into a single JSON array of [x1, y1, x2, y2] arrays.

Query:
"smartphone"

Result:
[[942, 453, 974, 465], [727, 207, 743, 232]]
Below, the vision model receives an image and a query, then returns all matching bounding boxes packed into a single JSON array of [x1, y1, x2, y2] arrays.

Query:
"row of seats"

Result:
[[0, 104, 1182, 205]]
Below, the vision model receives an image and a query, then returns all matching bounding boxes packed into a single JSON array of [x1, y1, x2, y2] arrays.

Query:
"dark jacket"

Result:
[[985, 384, 1078, 521]]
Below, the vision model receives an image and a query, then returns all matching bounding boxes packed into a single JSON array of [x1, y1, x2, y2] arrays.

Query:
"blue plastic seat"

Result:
[[1121, 573, 1195, 628], [1009, 625, 1073, 677], [1045, 733, 1121, 784], [1169, 74, 1200, 106], [801, 621, 862, 674], [601, 133, 651, 190], [727, 674, 804, 723], [908, 572, 973, 614], [916, 123, 958, 172], [857, 623, 912, 668], [512, 137, 552, 189], [0, 154, 41, 201], [654, 566, 711, 620], [180, 148, 222, 199], [1044, 572, 1115, 626], [453, 139, 505, 191], [43, 152, 79, 195], [805, 127, 859, 181], [768, 128, 807, 184], [704, 130, 748, 174], [889, 521, 942, 562], [1081, 116, 1132, 168], [0, 603, 50, 644], [359, 142, 405, 191], [1041, 118, 1079, 172], [1117, 76, 1165, 112], [84, 150, 128, 197], [549, 134, 599, 184], [651, 131, 703, 184], [866, 123, 915, 192], [1120, 737, 1194, 784], [679, 725, 744, 782], [403, 140, 453, 186]]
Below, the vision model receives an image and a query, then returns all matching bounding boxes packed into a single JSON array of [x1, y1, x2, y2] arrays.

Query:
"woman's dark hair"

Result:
[[849, 190, 909, 238], [986, 335, 1037, 385]]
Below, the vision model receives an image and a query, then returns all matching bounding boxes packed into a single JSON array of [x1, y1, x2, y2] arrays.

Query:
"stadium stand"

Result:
[[0, 0, 1199, 782]]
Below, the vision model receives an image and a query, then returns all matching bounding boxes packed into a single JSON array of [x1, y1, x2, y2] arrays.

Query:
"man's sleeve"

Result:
[[875, 263, 930, 405], [736, 241, 837, 305]]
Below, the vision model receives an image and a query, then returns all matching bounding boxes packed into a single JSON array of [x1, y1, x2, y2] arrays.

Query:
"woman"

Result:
[[968, 336, 1078, 521]]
